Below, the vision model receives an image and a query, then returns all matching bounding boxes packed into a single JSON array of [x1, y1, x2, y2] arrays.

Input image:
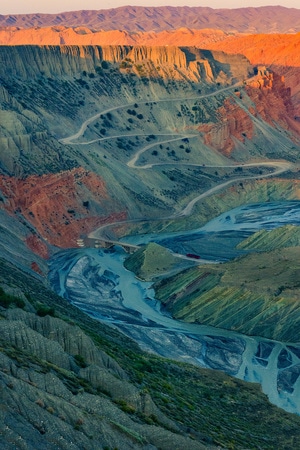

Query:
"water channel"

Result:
[[49, 201, 300, 415]]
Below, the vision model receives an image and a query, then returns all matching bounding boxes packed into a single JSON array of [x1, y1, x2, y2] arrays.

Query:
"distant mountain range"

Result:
[[1, 5, 300, 33]]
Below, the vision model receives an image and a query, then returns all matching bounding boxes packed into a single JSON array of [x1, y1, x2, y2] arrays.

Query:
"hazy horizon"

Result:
[[1, 1, 299, 16]]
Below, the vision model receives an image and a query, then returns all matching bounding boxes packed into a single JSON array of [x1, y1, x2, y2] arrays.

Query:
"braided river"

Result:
[[49, 200, 300, 415]]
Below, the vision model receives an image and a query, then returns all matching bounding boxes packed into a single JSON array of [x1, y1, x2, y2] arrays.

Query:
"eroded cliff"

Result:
[[0, 167, 126, 249], [0, 44, 252, 83]]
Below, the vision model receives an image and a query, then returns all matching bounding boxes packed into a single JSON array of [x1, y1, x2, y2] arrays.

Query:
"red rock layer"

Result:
[[198, 97, 254, 156], [197, 70, 300, 155], [0, 167, 126, 249], [26, 235, 49, 259], [246, 72, 300, 136], [30, 261, 45, 276]]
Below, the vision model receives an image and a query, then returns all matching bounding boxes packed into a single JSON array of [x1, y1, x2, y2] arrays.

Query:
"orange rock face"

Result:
[[0, 167, 126, 249], [0, 26, 228, 47], [207, 33, 300, 69], [206, 33, 300, 117]]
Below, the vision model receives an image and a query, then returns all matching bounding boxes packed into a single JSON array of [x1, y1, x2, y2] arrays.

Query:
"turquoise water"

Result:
[[49, 201, 300, 415]]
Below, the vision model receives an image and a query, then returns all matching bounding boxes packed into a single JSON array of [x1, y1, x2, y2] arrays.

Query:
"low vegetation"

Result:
[[1, 258, 300, 449], [124, 242, 193, 280], [154, 246, 300, 341]]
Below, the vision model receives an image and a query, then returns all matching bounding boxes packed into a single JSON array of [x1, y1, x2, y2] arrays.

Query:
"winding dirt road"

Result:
[[59, 83, 293, 236], [59, 82, 242, 145]]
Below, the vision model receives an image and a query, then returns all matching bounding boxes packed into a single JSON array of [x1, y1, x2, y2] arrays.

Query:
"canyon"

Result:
[[1, 5, 300, 449]]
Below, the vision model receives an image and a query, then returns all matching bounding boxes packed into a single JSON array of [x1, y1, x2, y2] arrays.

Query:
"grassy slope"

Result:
[[1, 258, 300, 449], [154, 246, 300, 342], [124, 242, 193, 280], [237, 224, 300, 251]]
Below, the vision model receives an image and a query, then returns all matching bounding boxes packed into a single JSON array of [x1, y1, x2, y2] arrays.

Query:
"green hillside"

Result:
[[154, 247, 300, 341], [237, 224, 300, 251], [124, 242, 193, 280]]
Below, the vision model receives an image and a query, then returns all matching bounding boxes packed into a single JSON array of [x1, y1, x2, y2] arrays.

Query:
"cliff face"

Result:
[[246, 72, 300, 135], [0, 44, 252, 83], [1, 45, 128, 78], [197, 70, 300, 155], [205, 33, 300, 116]]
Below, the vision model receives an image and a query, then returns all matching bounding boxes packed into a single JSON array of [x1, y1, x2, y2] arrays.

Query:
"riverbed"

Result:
[[49, 201, 300, 415]]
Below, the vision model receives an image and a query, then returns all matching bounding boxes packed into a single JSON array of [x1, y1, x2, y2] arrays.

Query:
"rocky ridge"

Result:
[[2, 26, 300, 114], [0, 308, 208, 450], [1, 6, 300, 33], [0, 26, 229, 47]]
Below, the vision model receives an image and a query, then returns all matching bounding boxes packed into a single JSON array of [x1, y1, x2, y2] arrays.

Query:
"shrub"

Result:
[[95, 66, 103, 75], [101, 61, 109, 69], [35, 398, 45, 408], [74, 354, 87, 368], [0, 287, 25, 309], [36, 305, 55, 317]]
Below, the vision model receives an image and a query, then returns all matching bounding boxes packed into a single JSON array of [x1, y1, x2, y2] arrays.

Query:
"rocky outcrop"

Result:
[[0, 167, 126, 248], [196, 69, 300, 155], [4, 309, 126, 378], [198, 97, 254, 156], [26, 235, 50, 259], [2, 307, 177, 426], [205, 32, 300, 117], [246, 71, 300, 135], [0, 307, 209, 450]]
